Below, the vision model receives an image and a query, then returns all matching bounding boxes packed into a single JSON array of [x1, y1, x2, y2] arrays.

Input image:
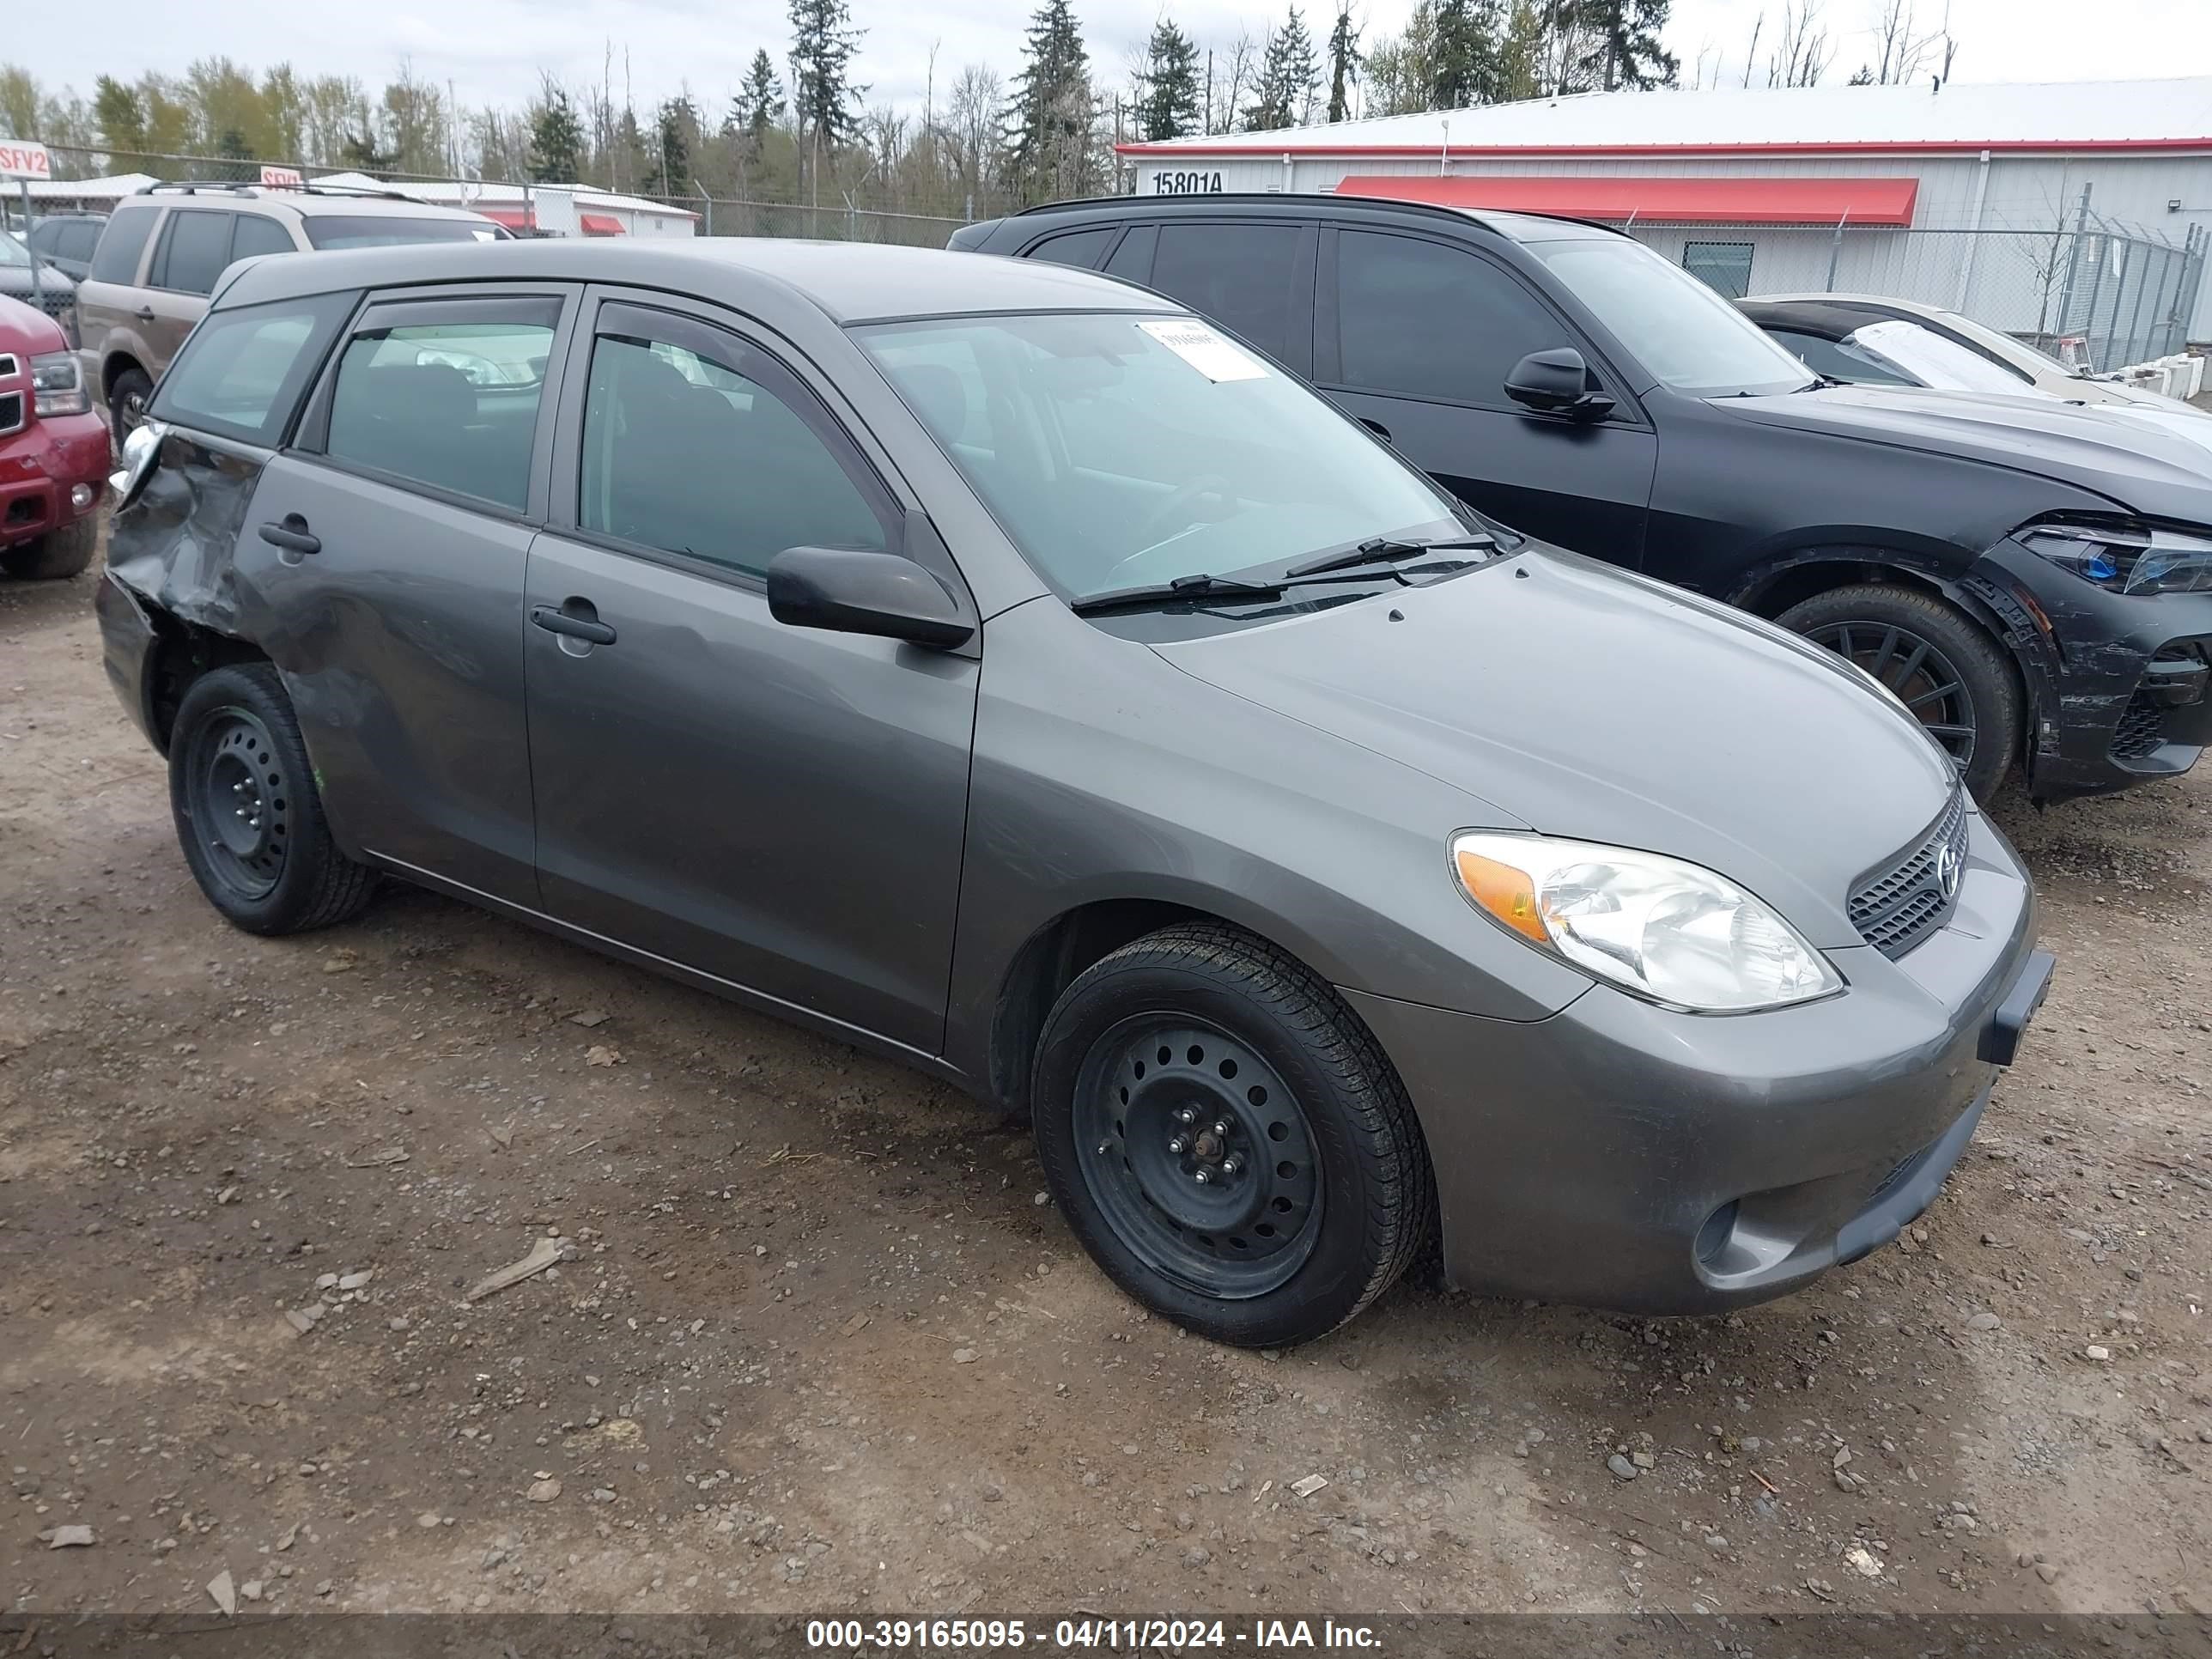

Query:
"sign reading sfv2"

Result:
[[0, 138, 54, 180], [1152, 169, 1226, 194]]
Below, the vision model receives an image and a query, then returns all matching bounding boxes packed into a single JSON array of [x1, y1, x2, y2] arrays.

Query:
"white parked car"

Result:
[[1741, 294, 2212, 456], [1742, 292, 2195, 408]]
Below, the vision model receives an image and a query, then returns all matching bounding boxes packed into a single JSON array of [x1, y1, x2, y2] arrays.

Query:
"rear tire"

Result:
[[1032, 923, 1433, 1348], [107, 365, 153, 444], [168, 663, 377, 935], [0, 517, 97, 580], [1777, 582, 2020, 802]]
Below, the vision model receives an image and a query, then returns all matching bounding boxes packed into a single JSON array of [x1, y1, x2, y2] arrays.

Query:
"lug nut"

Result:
[[1212, 1120, 1231, 1137], [1096, 1139, 1112, 1155], [1176, 1107, 1197, 1125], [1193, 1168, 1211, 1184], [1167, 1135, 1188, 1154], [1220, 1155, 1241, 1176]]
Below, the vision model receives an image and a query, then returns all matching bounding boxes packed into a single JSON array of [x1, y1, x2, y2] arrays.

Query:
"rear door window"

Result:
[[88, 205, 159, 283], [1148, 222, 1307, 362], [147, 292, 355, 446], [1333, 229, 1576, 409], [150, 210, 236, 295], [319, 297, 562, 513]]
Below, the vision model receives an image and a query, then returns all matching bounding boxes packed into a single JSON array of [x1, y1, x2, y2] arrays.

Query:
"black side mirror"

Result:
[[766, 544, 975, 650], [1504, 348, 1617, 421]]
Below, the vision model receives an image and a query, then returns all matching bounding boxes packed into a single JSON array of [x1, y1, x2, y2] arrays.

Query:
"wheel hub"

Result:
[[188, 712, 290, 900], [1073, 1019, 1322, 1299]]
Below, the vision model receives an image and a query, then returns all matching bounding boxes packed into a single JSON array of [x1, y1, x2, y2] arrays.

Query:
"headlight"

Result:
[[2021, 520, 2212, 597], [1450, 831, 1844, 1013], [29, 350, 89, 417]]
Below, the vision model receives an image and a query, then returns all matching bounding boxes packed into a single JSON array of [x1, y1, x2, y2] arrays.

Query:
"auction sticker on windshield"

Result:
[[1137, 319, 1267, 383]]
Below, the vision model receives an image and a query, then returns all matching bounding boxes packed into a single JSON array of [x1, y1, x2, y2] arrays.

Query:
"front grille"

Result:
[[2111, 690, 2167, 760], [1848, 788, 1970, 960], [0, 390, 22, 436]]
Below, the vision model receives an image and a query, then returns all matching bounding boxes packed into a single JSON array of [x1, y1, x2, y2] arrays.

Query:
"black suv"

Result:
[[954, 195, 2212, 802]]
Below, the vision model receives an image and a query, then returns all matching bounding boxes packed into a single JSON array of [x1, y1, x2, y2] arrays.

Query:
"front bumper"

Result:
[[1972, 538, 2212, 799], [0, 410, 107, 551], [1347, 809, 2043, 1315]]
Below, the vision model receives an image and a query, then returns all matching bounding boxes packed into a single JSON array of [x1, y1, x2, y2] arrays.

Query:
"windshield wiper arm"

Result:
[[1285, 532, 1497, 578], [1069, 573, 1285, 616]]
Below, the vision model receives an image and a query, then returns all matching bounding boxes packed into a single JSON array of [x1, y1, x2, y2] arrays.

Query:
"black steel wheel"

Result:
[[168, 663, 378, 935], [1072, 1018, 1322, 1299], [181, 706, 292, 902], [1033, 922, 1433, 1347], [1778, 582, 2021, 801]]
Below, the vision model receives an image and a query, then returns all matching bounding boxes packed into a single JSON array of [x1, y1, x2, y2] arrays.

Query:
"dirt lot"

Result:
[[3, 555, 2209, 1625]]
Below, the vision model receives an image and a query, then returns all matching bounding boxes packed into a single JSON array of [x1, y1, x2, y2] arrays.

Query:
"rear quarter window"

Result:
[[148, 292, 356, 447], [88, 206, 159, 284]]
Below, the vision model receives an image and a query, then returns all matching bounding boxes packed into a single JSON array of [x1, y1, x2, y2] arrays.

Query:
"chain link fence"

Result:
[[1626, 204, 2207, 375]]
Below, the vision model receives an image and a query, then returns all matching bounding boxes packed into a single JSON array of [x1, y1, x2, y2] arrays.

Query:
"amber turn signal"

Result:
[[1453, 847, 1548, 943]]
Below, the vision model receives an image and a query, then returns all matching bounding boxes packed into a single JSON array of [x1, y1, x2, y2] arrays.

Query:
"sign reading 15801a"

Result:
[[1153, 170, 1225, 194]]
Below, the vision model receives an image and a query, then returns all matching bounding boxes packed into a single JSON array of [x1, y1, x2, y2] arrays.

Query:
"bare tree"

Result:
[[1769, 0, 1834, 87], [1214, 30, 1257, 136], [1741, 11, 1764, 87], [1858, 0, 1956, 84]]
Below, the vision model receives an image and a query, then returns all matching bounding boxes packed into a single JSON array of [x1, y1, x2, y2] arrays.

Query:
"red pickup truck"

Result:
[[1, 293, 106, 579]]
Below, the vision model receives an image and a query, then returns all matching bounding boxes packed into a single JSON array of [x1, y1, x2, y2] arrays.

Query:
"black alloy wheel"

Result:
[[1072, 1018, 1323, 1299], [1804, 620, 1978, 771], [1777, 582, 2021, 801]]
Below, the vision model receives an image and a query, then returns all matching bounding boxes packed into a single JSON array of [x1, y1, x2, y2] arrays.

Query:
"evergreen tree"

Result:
[[1498, 0, 1548, 98], [93, 75, 149, 158], [1006, 0, 1094, 200], [1133, 20, 1201, 143], [1432, 0, 1505, 107], [527, 82, 586, 183], [649, 94, 696, 194], [731, 49, 787, 150], [789, 0, 866, 155], [1326, 9, 1361, 122], [1244, 6, 1319, 131], [1579, 0, 1678, 90]]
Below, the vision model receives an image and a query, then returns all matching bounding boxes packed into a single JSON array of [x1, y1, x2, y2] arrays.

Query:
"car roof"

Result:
[[216, 236, 1185, 326], [1735, 297, 1894, 338], [1749, 292, 1948, 321], [1004, 191, 1623, 245], [130, 186, 492, 222]]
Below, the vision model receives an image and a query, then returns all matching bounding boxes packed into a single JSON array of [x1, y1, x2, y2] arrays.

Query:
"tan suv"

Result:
[[77, 184, 509, 434]]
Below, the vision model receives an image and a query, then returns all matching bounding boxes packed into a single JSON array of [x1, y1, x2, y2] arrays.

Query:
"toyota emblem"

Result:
[[1935, 839, 1962, 902]]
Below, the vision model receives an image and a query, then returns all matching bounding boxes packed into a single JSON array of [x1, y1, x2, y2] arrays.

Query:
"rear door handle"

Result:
[[532, 603, 617, 646], [132, 307, 156, 323], [258, 515, 320, 556], [1358, 416, 1394, 444]]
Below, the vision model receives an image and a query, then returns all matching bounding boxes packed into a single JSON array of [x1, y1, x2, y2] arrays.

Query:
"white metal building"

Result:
[[309, 173, 698, 239], [1117, 76, 2212, 344]]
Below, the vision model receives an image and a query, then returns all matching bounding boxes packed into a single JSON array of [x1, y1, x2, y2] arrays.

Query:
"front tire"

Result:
[[107, 365, 153, 444], [1777, 582, 2021, 802], [1032, 923, 1433, 1347], [0, 518, 97, 580], [168, 663, 377, 935]]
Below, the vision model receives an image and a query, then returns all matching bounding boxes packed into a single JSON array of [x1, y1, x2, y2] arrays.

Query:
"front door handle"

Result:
[[132, 306, 156, 323], [258, 515, 320, 556], [532, 602, 617, 646], [1358, 416, 1394, 444]]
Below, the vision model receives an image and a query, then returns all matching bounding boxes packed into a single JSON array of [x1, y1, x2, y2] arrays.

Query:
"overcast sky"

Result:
[[9, 0, 2212, 121]]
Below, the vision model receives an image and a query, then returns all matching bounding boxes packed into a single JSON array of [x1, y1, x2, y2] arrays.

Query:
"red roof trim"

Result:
[[1332, 171, 1921, 226], [1116, 137, 2212, 159]]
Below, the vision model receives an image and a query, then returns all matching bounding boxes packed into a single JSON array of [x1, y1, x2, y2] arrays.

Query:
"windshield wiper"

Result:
[[1069, 573, 1285, 616], [1285, 532, 1498, 578]]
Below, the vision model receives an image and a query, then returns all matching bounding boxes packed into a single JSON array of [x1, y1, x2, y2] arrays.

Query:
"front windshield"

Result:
[[1848, 318, 2038, 396], [854, 312, 1464, 601], [1532, 238, 1815, 397]]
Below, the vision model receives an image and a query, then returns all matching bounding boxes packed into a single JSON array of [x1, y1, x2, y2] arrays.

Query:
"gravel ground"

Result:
[[2, 553, 2209, 1623]]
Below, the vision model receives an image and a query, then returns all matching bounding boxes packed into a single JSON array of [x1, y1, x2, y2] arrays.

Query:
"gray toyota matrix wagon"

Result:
[[96, 239, 2052, 1346]]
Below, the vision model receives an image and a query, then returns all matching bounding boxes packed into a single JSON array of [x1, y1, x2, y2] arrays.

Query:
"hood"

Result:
[[0, 292, 67, 354], [1153, 548, 1956, 948], [1715, 381, 2212, 527]]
